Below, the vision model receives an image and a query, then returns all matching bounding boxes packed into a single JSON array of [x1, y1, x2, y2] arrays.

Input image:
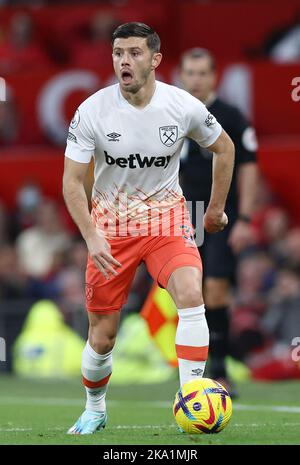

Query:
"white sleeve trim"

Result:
[[198, 122, 222, 149], [65, 147, 93, 164]]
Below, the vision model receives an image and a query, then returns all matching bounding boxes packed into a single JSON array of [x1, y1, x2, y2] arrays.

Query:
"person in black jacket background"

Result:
[[179, 48, 259, 395]]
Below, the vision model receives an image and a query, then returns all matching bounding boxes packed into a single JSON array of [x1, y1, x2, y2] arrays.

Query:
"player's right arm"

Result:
[[63, 158, 121, 279], [63, 104, 121, 279]]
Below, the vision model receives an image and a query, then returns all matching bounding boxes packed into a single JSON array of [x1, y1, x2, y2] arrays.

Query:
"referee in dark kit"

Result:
[[179, 48, 259, 396]]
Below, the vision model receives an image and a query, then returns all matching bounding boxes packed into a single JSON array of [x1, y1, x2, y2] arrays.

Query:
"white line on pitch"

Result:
[[0, 428, 33, 432], [234, 404, 300, 414], [1, 397, 300, 413], [1, 423, 300, 433]]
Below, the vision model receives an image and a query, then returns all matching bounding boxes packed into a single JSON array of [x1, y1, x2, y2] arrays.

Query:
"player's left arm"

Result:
[[203, 129, 235, 233], [186, 95, 235, 234]]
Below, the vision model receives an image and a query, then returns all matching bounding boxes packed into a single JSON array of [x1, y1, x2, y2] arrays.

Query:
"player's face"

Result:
[[180, 57, 216, 102], [112, 37, 160, 93]]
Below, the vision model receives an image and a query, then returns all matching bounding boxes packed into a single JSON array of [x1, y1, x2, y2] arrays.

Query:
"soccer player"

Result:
[[179, 48, 258, 394], [63, 23, 234, 434]]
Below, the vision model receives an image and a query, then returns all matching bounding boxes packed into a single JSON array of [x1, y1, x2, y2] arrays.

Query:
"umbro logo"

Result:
[[107, 132, 121, 141], [191, 368, 203, 376]]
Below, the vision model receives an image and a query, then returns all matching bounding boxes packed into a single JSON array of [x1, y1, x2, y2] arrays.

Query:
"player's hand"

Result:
[[86, 231, 122, 280], [228, 220, 256, 254], [203, 208, 228, 233]]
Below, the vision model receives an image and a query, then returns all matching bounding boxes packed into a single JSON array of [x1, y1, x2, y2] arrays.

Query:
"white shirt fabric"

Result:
[[65, 80, 222, 236]]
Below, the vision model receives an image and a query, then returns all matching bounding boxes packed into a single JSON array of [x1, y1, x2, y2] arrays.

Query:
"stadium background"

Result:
[[0, 0, 300, 445]]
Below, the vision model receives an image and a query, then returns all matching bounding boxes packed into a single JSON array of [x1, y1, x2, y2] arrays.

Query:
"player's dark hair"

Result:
[[112, 22, 161, 53], [179, 48, 216, 71]]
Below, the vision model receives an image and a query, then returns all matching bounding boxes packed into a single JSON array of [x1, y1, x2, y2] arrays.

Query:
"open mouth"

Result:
[[121, 69, 133, 84]]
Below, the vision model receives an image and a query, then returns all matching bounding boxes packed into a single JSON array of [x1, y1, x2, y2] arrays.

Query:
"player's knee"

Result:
[[168, 267, 203, 308], [174, 283, 203, 309], [89, 329, 116, 355]]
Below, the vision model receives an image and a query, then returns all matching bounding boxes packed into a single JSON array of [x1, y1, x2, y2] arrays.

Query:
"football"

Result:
[[173, 378, 232, 434]]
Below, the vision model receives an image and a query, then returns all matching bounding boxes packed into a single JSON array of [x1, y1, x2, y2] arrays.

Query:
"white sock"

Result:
[[81, 341, 112, 413], [175, 305, 209, 387]]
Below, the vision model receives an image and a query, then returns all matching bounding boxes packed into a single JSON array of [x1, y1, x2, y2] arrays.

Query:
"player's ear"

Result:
[[151, 52, 162, 70]]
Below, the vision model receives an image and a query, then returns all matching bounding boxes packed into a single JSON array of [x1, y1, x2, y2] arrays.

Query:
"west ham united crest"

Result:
[[159, 125, 178, 147], [85, 283, 94, 302]]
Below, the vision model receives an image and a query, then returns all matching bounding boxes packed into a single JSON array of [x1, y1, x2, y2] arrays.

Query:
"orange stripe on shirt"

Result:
[[176, 344, 208, 361], [82, 373, 111, 388]]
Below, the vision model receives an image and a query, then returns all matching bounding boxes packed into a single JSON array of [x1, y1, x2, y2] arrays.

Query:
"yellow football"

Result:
[[173, 378, 232, 434]]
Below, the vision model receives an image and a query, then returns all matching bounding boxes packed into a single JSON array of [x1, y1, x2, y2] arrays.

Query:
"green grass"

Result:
[[0, 375, 300, 445]]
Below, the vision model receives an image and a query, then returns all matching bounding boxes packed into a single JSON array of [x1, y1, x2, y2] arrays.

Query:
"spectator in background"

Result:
[[0, 12, 51, 73], [274, 228, 300, 270], [13, 180, 43, 233], [235, 252, 275, 307], [252, 205, 291, 269], [65, 239, 88, 277], [0, 201, 10, 246], [260, 207, 289, 245], [262, 11, 300, 63], [16, 199, 71, 280], [0, 244, 28, 299], [56, 239, 87, 310], [262, 266, 300, 341], [58, 268, 85, 308], [0, 92, 19, 146], [69, 12, 118, 68], [230, 251, 276, 361], [248, 266, 300, 380], [55, 239, 88, 338]]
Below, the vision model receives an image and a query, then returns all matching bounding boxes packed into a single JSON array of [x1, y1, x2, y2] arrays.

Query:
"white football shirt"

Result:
[[65, 80, 222, 236]]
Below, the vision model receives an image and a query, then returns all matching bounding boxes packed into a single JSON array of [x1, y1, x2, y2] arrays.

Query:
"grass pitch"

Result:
[[0, 375, 299, 445]]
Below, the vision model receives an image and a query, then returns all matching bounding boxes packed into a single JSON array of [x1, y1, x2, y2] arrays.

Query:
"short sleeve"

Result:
[[185, 95, 222, 148], [64, 105, 95, 164]]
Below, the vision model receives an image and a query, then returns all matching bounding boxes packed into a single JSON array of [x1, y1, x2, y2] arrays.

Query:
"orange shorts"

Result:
[[85, 231, 202, 314]]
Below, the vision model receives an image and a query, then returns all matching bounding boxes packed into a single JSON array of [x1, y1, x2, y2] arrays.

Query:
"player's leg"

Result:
[[143, 210, 209, 387], [201, 220, 238, 395], [166, 266, 209, 387], [83, 311, 120, 413], [68, 236, 141, 434], [68, 311, 120, 435]]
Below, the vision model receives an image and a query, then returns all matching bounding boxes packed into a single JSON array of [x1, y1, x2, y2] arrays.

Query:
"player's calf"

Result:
[[88, 311, 120, 354], [175, 306, 209, 386], [167, 267, 209, 386]]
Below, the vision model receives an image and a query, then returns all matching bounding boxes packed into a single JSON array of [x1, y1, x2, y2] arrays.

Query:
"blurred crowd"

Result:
[[230, 182, 300, 379], [0, 10, 119, 146], [0, 182, 87, 317], [0, 10, 118, 74], [2, 7, 300, 147], [0, 179, 299, 379], [1, 8, 299, 75]]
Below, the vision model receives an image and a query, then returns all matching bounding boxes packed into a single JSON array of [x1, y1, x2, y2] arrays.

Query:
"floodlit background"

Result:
[[0, 0, 300, 445]]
